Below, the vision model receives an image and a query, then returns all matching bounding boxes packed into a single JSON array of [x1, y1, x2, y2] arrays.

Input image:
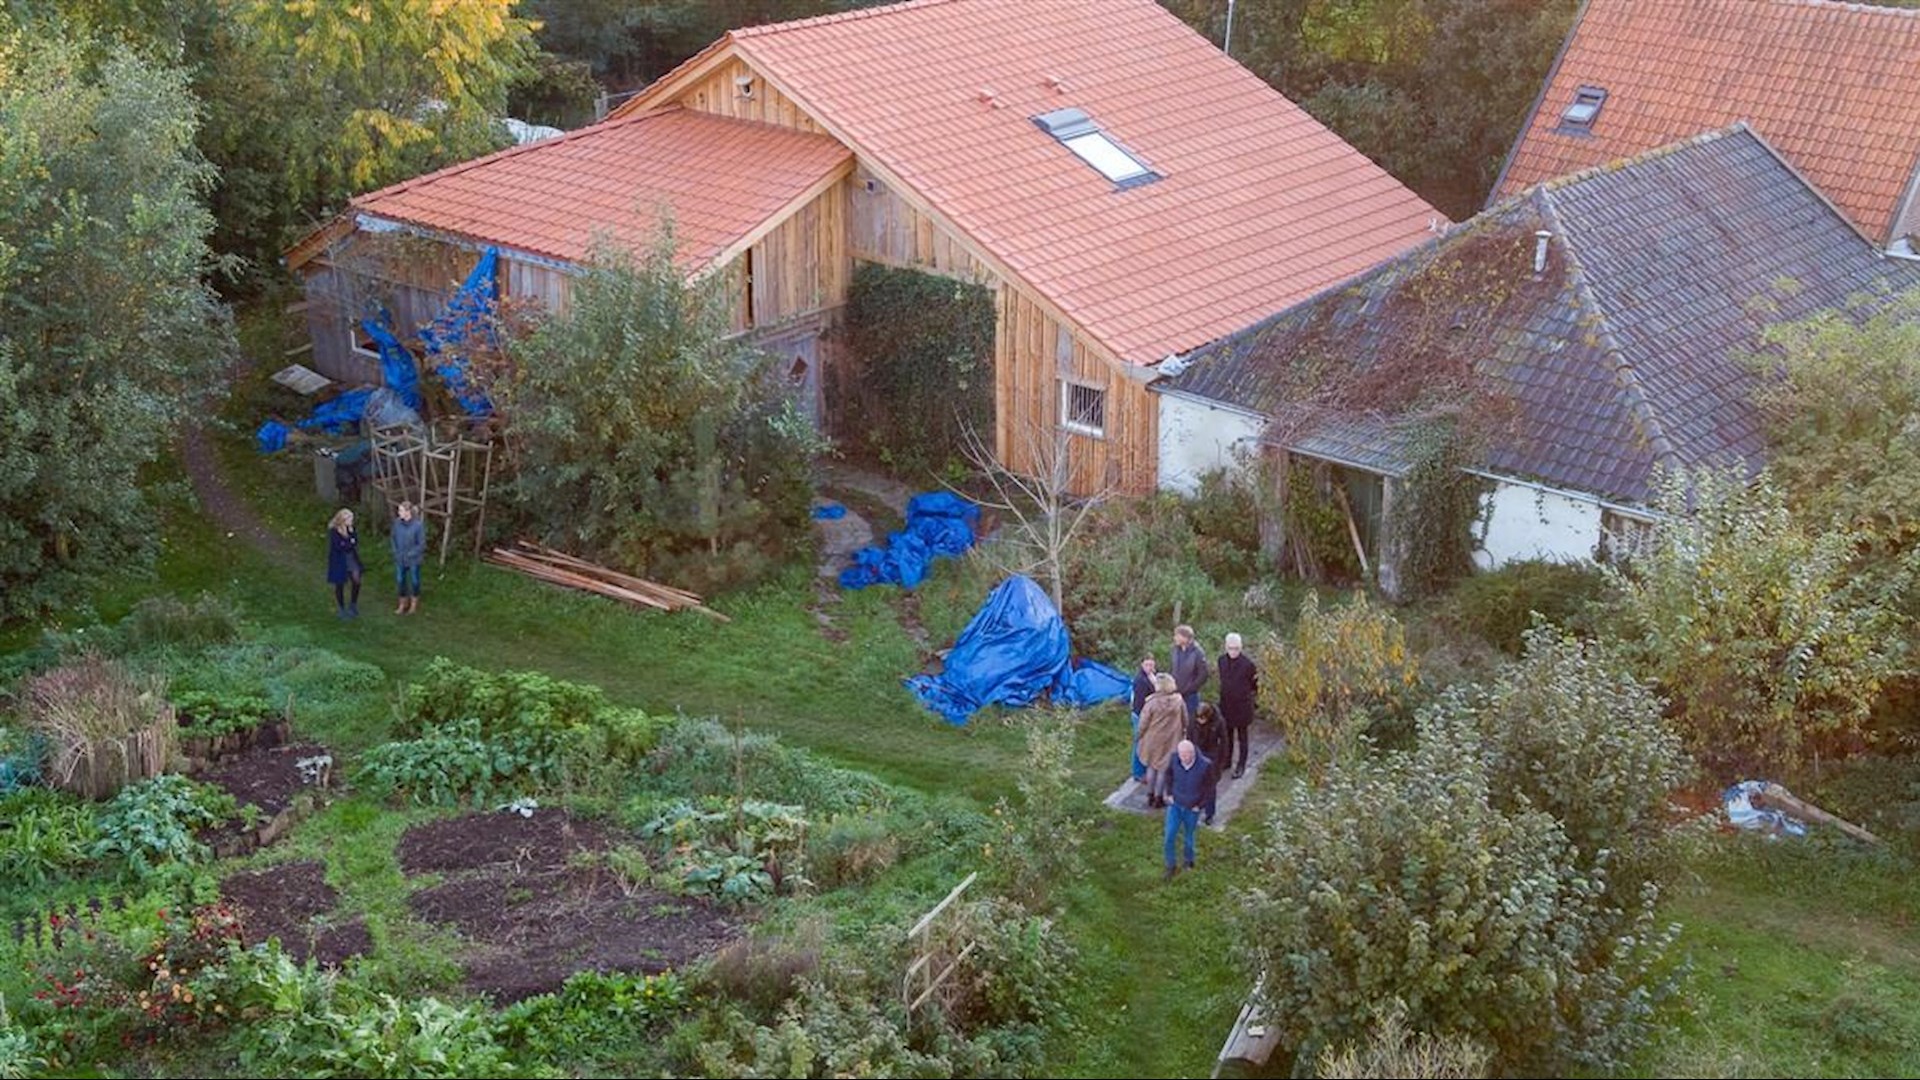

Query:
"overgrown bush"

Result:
[[837, 262, 995, 478], [149, 641, 389, 751], [499, 969, 689, 1065], [640, 798, 810, 903], [1185, 468, 1266, 585], [110, 594, 244, 655], [498, 233, 821, 594], [984, 710, 1090, 906], [1441, 559, 1608, 656], [1257, 591, 1419, 777], [0, 787, 99, 888], [1060, 496, 1219, 659], [1604, 469, 1904, 775], [24, 656, 176, 799], [355, 719, 535, 807], [92, 775, 237, 879], [806, 815, 901, 890], [699, 929, 824, 1019], [1421, 628, 1691, 879], [637, 717, 897, 818], [1240, 731, 1681, 1073], [1315, 1001, 1491, 1079]]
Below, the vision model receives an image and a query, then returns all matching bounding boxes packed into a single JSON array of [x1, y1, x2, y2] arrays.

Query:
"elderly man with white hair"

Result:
[[1161, 738, 1216, 880], [1217, 631, 1259, 779]]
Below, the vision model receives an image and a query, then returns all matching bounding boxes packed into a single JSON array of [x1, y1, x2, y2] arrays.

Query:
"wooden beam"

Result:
[[700, 158, 855, 278], [907, 871, 977, 941]]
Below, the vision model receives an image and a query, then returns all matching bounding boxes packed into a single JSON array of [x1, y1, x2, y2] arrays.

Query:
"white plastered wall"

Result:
[[1155, 392, 1264, 495], [1473, 478, 1605, 569]]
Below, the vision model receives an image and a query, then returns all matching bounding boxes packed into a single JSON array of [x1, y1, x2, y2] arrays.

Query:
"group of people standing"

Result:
[[1129, 625, 1260, 880], [325, 502, 428, 619]]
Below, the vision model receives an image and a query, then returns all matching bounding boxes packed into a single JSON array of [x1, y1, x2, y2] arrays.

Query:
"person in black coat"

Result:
[[326, 508, 363, 618], [1128, 655, 1157, 783], [1186, 703, 1227, 825], [1217, 632, 1258, 778]]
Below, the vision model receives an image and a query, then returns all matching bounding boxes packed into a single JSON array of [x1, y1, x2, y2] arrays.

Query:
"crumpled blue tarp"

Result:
[[297, 388, 374, 434], [1724, 780, 1808, 838], [364, 315, 422, 411], [255, 419, 290, 454], [362, 386, 422, 431], [812, 503, 847, 520], [839, 491, 979, 590], [905, 575, 1129, 724], [419, 247, 497, 416]]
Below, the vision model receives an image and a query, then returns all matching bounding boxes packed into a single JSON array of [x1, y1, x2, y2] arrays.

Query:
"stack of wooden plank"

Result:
[[483, 541, 728, 622]]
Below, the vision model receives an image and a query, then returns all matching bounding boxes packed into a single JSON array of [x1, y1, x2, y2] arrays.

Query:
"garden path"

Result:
[[1102, 724, 1286, 830], [181, 425, 298, 565]]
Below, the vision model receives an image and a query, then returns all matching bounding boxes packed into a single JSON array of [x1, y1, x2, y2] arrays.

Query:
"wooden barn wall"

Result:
[[672, 57, 825, 134], [994, 286, 1157, 496], [844, 164, 992, 282], [501, 255, 572, 314], [749, 180, 848, 327]]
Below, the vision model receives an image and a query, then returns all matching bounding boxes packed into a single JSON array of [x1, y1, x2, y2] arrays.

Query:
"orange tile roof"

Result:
[[333, 108, 851, 270], [1494, 0, 1920, 245], [712, 0, 1443, 364]]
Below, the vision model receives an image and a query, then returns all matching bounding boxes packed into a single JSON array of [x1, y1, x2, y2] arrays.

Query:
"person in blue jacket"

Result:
[[390, 501, 427, 615], [326, 508, 363, 618], [1162, 739, 1216, 880]]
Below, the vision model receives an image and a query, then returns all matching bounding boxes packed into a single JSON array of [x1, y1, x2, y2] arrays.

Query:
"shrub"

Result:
[[983, 710, 1090, 906], [112, 594, 243, 655], [699, 929, 824, 1019], [1257, 591, 1419, 778], [0, 787, 99, 888], [170, 688, 277, 738], [1186, 467, 1266, 585], [498, 970, 689, 1065], [807, 815, 901, 890], [1420, 628, 1691, 879], [1604, 469, 1903, 775], [1239, 732, 1681, 1073], [639, 718, 896, 817], [355, 720, 535, 807], [1060, 496, 1219, 659], [0, 995, 35, 1080], [92, 776, 237, 879], [23, 656, 176, 799], [639, 798, 810, 903], [1441, 559, 1608, 656]]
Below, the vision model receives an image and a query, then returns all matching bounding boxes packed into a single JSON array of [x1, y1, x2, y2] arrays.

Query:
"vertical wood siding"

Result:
[[673, 57, 825, 134]]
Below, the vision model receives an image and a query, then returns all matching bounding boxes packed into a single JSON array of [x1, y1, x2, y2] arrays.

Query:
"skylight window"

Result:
[[1559, 86, 1608, 131], [1033, 107, 1158, 188]]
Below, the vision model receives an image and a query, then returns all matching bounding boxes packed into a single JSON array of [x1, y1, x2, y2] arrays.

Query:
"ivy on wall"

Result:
[[835, 262, 995, 479]]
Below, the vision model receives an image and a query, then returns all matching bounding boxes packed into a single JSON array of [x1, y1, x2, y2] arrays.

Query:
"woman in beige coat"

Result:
[[1135, 672, 1189, 810]]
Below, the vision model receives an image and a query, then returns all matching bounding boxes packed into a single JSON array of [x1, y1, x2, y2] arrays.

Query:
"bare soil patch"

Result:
[[220, 860, 369, 968]]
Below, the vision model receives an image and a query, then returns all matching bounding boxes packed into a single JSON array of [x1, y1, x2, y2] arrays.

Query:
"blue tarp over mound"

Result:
[[365, 316, 422, 412], [905, 575, 1131, 725], [839, 491, 979, 590]]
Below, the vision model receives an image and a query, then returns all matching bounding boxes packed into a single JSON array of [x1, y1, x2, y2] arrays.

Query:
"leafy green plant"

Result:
[[0, 787, 99, 888], [0, 993, 36, 1079], [1186, 467, 1267, 585], [355, 719, 535, 806], [806, 815, 901, 890], [640, 798, 809, 903], [1440, 558, 1609, 656], [1059, 495, 1219, 659], [170, 688, 277, 738], [984, 710, 1090, 906], [499, 970, 689, 1064], [92, 775, 237, 878], [1257, 591, 1419, 778]]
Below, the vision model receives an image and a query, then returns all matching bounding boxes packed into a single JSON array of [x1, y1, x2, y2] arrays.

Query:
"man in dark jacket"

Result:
[[1128, 655, 1157, 782], [1162, 739, 1215, 879], [1171, 624, 1208, 718], [1217, 632, 1258, 778]]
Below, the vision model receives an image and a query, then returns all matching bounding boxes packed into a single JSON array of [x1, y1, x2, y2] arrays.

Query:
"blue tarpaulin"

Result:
[[255, 419, 290, 454], [297, 388, 374, 434], [364, 316, 422, 412], [419, 247, 498, 416], [812, 503, 847, 520], [905, 575, 1129, 725], [839, 491, 979, 590]]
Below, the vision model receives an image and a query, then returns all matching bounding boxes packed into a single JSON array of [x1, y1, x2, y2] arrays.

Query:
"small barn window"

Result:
[[1033, 107, 1157, 188], [1061, 379, 1106, 437], [1558, 86, 1608, 132], [347, 319, 380, 358]]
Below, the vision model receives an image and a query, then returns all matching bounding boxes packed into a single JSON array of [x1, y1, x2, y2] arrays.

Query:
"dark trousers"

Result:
[[1181, 691, 1200, 718], [1224, 722, 1250, 772], [332, 576, 361, 610]]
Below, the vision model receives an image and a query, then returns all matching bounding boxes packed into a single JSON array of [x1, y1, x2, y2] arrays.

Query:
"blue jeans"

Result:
[[395, 563, 421, 597], [1163, 804, 1199, 868], [1129, 712, 1146, 779], [1181, 692, 1200, 718]]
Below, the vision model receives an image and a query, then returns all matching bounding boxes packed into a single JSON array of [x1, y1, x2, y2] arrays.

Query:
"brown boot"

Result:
[[395, 599, 407, 615], [407, 597, 419, 615]]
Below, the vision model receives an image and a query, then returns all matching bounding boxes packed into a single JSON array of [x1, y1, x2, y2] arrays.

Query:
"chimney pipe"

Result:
[[1533, 230, 1551, 277]]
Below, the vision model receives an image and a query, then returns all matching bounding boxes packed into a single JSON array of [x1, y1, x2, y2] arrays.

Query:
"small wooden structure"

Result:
[[1212, 974, 1281, 1078], [902, 871, 978, 1013], [483, 541, 728, 621], [368, 420, 496, 565]]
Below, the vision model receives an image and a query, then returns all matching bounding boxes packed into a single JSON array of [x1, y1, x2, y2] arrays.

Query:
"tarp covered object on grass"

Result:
[[839, 491, 979, 590], [906, 574, 1130, 724]]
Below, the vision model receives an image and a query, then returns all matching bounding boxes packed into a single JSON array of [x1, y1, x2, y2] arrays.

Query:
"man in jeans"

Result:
[[1162, 739, 1216, 880], [1171, 624, 1208, 719]]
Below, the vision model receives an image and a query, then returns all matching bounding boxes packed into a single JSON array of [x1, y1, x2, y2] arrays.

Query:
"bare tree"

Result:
[[956, 417, 1117, 615]]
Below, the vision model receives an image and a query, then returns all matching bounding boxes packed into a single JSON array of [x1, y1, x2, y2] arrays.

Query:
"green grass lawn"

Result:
[[7, 419, 1920, 1077]]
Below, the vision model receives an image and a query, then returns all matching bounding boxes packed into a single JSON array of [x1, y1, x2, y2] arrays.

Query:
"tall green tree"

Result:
[[0, 32, 231, 618]]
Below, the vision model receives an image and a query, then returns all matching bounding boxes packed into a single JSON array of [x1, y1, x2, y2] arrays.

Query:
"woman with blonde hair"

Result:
[[1135, 671, 1188, 810], [326, 508, 363, 618], [390, 501, 427, 615]]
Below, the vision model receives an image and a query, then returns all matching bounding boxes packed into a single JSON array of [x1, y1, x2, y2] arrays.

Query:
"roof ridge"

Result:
[[1533, 186, 1679, 469], [1733, 123, 1879, 247], [352, 107, 691, 209], [732, 0, 969, 37], [1538, 123, 1749, 193]]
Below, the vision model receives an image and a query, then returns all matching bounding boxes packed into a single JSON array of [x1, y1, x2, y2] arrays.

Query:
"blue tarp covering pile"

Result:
[[419, 247, 498, 416], [297, 388, 374, 434], [255, 419, 291, 454], [905, 574, 1131, 725], [839, 491, 979, 590], [365, 317, 422, 412]]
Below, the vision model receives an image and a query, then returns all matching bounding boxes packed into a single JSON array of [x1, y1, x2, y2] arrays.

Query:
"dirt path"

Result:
[[181, 426, 299, 565]]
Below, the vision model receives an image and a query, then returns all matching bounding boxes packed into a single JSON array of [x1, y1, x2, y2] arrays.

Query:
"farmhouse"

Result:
[[284, 0, 1442, 494], [1494, 0, 1920, 253], [1156, 125, 1920, 590]]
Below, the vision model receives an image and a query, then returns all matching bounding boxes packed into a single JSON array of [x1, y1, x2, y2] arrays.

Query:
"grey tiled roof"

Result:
[[1159, 124, 1920, 505]]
